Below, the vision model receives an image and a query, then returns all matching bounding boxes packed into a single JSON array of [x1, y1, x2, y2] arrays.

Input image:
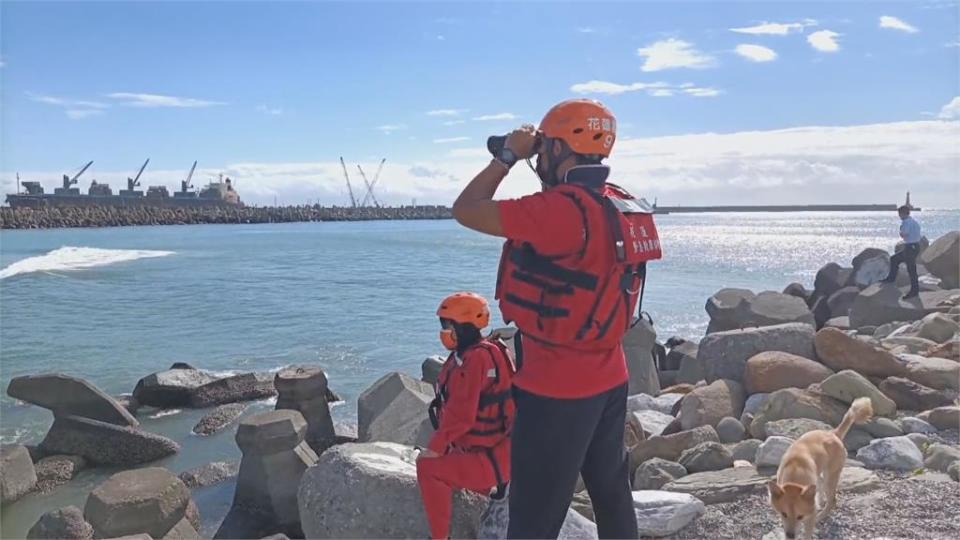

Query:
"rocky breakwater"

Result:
[[0, 204, 453, 229]]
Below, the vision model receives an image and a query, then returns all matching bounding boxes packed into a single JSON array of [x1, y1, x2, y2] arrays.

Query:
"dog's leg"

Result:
[[802, 514, 818, 540], [816, 461, 843, 521]]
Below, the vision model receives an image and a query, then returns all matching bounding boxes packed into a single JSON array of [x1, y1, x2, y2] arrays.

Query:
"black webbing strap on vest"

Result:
[[513, 331, 524, 371], [484, 447, 508, 500]]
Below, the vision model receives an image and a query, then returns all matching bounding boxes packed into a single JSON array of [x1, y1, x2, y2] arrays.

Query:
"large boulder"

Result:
[[177, 461, 240, 489], [298, 442, 486, 539], [478, 497, 598, 539], [190, 372, 276, 408], [672, 342, 704, 385], [882, 336, 939, 355], [631, 491, 705, 538], [901, 354, 960, 390], [848, 248, 890, 289], [274, 365, 337, 453], [705, 288, 756, 334], [629, 409, 675, 439], [782, 282, 810, 302], [756, 436, 794, 468], [734, 292, 816, 330], [629, 426, 719, 473], [924, 340, 960, 361], [764, 418, 832, 440], [7, 374, 138, 427], [678, 442, 733, 473], [700, 323, 816, 383], [919, 406, 960, 431], [132, 368, 222, 408], [812, 263, 853, 303], [34, 454, 88, 494], [827, 287, 861, 319], [1, 444, 37, 506], [627, 393, 684, 416], [743, 351, 834, 395], [814, 327, 908, 378], [357, 372, 434, 446], [820, 370, 897, 417], [421, 356, 445, 385], [879, 377, 955, 411], [39, 415, 179, 466], [84, 467, 198, 539], [849, 284, 959, 328], [731, 440, 762, 463], [856, 436, 923, 471], [192, 403, 247, 436], [680, 379, 746, 430], [27, 506, 94, 540], [920, 231, 960, 289], [749, 388, 848, 439], [623, 318, 661, 396], [633, 458, 688, 490], [916, 313, 960, 344], [924, 444, 960, 473]]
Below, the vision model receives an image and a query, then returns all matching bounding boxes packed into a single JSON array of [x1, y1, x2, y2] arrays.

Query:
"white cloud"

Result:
[[946, 41, 960, 47], [473, 113, 517, 121], [107, 93, 225, 108], [570, 80, 719, 98], [578, 27, 596, 34], [637, 39, 716, 72], [26, 92, 109, 119], [0, 57, 5, 68], [433, 136, 470, 144], [257, 104, 283, 116], [66, 109, 104, 120], [5, 121, 956, 207], [938, 96, 960, 119], [443, 120, 466, 126], [735, 44, 777, 62], [729, 19, 817, 35], [427, 109, 466, 116], [879, 16, 919, 33], [376, 124, 406, 134], [807, 30, 841, 52]]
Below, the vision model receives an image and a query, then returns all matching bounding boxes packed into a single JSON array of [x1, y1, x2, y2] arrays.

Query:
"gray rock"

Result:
[[764, 418, 832, 440], [192, 403, 247, 436], [190, 372, 277, 408], [919, 406, 960, 431], [627, 393, 683, 416], [705, 288, 756, 334], [633, 458, 688, 490], [949, 461, 960, 482], [849, 249, 890, 289], [670, 342, 703, 385], [680, 379, 746, 430], [716, 417, 745, 443], [879, 377, 955, 411], [299, 442, 486, 539], [478, 496, 598, 539], [1, 444, 38, 505], [825, 316, 851, 330], [678, 442, 733, 473], [631, 490, 705, 537], [749, 388, 848, 439], [421, 355, 444, 385], [901, 417, 937, 435], [630, 426, 720, 474], [919, 231, 960, 289], [133, 368, 222, 408], [856, 436, 924, 471], [34, 454, 87, 494], [924, 444, 960, 473], [114, 395, 140, 415], [629, 409, 675, 439], [7, 374, 138, 427], [813, 263, 853, 303], [40, 415, 179, 466], [700, 323, 816, 383], [756, 436, 794, 468], [741, 393, 770, 423], [827, 286, 861, 319], [27, 506, 94, 539], [177, 461, 240, 489], [84, 467, 197, 539], [906, 433, 932, 452], [357, 372, 434, 446], [740, 291, 817, 331], [874, 321, 911, 340], [731, 439, 762, 463], [663, 465, 879, 504], [882, 336, 939, 355], [275, 365, 337, 453], [782, 282, 810, 302], [860, 417, 903, 438], [624, 317, 661, 396], [820, 370, 897, 417], [901, 354, 960, 391], [844, 428, 875, 452], [849, 284, 959, 328]]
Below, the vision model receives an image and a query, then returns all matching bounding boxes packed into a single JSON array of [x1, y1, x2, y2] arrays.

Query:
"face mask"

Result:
[[439, 329, 458, 350]]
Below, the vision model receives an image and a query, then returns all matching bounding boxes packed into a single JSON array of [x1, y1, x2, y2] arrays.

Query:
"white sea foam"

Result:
[[148, 408, 182, 419], [0, 246, 174, 279]]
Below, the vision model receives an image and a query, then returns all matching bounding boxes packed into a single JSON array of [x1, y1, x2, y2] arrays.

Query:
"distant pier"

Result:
[[652, 204, 916, 215]]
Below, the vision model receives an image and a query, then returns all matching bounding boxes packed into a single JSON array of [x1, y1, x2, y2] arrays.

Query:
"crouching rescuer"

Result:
[[416, 292, 516, 540], [452, 99, 663, 539]]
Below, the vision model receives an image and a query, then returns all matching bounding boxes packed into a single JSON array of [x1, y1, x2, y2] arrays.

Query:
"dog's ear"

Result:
[[768, 480, 783, 498], [801, 484, 816, 501]]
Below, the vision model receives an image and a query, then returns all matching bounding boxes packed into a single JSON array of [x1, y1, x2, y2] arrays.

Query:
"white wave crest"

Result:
[[149, 408, 182, 419], [0, 246, 174, 279]]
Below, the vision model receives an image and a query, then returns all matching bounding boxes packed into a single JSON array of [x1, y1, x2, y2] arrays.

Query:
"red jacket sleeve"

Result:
[[427, 350, 490, 454], [497, 191, 585, 256]]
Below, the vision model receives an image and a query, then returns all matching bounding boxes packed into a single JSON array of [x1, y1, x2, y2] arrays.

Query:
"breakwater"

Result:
[[0, 205, 452, 229], [654, 204, 909, 214]]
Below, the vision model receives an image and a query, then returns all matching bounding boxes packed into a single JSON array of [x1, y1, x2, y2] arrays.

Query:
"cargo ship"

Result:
[[5, 160, 241, 209]]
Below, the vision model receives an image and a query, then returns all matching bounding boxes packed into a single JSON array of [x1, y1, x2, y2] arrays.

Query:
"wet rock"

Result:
[[133, 368, 222, 408], [680, 379, 746, 430], [679, 442, 733, 473], [7, 374, 138, 426], [177, 461, 240, 489], [629, 426, 720, 473], [716, 417, 745, 443], [299, 442, 486, 539], [27, 506, 94, 539], [190, 372, 276, 408], [170, 362, 197, 370], [814, 327, 909, 378], [34, 454, 87, 494], [192, 403, 247, 436], [756, 436, 794, 468], [633, 458, 688, 490], [849, 284, 959, 328], [919, 231, 960, 289], [856, 436, 923, 471], [357, 372, 434, 447], [743, 351, 833, 395], [84, 467, 198, 539], [40, 415, 179, 466], [700, 323, 816, 383], [624, 317, 661, 396], [631, 490, 705, 537], [879, 377, 955, 411], [114, 395, 140, 415], [820, 370, 897, 417], [274, 365, 336, 453], [1, 444, 37, 506], [421, 355, 444, 385]]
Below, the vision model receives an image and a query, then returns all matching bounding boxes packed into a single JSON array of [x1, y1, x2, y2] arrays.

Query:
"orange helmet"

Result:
[[539, 99, 617, 157], [437, 292, 490, 329]]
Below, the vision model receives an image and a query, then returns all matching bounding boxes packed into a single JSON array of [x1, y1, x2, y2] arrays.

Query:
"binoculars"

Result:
[[487, 134, 543, 158]]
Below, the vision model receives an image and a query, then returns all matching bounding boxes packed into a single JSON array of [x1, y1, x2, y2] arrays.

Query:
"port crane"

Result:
[[340, 156, 358, 208], [357, 158, 386, 208]]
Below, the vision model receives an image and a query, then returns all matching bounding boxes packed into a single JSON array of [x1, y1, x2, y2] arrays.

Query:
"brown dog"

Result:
[[768, 397, 873, 539]]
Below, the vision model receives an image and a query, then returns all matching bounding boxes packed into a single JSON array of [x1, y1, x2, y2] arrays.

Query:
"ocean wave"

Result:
[[0, 246, 174, 279], [148, 408, 182, 419]]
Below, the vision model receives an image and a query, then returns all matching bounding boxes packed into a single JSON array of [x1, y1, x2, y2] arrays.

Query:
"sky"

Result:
[[1, 1, 958, 207]]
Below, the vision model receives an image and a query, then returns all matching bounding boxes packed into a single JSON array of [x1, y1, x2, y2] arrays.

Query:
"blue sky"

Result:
[[1, 1, 958, 206]]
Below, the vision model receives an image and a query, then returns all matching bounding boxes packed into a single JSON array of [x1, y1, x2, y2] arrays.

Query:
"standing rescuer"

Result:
[[881, 204, 923, 299], [452, 99, 662, 539], [416, 292, 516, 540]]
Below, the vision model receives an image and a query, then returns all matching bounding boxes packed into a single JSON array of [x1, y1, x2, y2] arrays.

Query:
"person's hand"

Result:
[[505, 124, 540, 159], [416, 448, 440, 460]]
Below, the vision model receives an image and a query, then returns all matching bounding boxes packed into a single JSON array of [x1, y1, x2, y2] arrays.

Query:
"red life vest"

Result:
[[495, 177, 662, 352], [428, 338, 516, 450]]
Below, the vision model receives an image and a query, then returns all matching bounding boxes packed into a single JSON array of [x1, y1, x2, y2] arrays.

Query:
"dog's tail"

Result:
[[833, 397, 874, 440]]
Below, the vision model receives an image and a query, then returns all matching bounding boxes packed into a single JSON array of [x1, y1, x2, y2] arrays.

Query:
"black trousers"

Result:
[[886, 243, 919, 292], [507, 383, 637, 539]]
